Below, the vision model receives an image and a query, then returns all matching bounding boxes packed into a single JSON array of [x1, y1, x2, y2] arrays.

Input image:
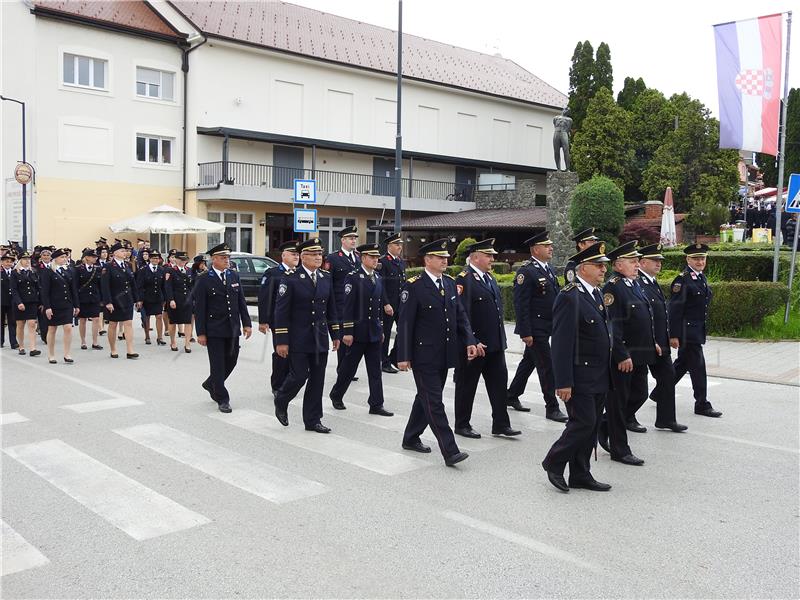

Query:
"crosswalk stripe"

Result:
[[1, 412, 30, 425], [114, 423, 330, 503], [3, 439, 210, 540], [62, 398, 144, 413], [1, 521, 49, 576], [211, 409, 431, 475]]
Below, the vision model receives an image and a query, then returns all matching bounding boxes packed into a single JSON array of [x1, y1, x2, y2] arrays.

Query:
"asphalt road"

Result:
[[1, 328, 798, 599]]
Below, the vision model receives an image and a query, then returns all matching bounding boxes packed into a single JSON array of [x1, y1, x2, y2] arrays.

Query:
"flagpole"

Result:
[[772, 10, 792, 282]]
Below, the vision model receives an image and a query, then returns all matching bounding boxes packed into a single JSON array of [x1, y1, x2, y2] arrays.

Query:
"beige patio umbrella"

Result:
[[660, 187, 677, 248]]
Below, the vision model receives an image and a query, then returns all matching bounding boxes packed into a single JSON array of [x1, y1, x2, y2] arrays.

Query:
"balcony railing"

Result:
[[198, 161, 475, 203]]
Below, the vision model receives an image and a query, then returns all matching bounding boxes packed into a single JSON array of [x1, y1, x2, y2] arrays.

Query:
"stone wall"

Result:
[[546, 171, 579, 268], [474, 178, 537, 209]]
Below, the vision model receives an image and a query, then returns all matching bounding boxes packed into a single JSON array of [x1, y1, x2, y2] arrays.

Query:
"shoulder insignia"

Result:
[[603, 292, 615, 306], [444, 273, 455, 280], [407, 275, 420, 283], [562, 282, 576, 291], [278, 283, 288, 296], [359, 273, 365, 279], [608, 275, 620, 284], [459, 270, 467, 277], [164, 272, 170, 280], [320, 269, 330, 274], [299, 273, 306, 279], [456, 284, 464, 295], [672, 282, 682, 293], [344, 283, 353, 295], [400, 289, 410, 303], [566, 269, 575, 282], [522, 259, 532, 266], [516, 273, 525, 285], [534, 262, 541, 269]]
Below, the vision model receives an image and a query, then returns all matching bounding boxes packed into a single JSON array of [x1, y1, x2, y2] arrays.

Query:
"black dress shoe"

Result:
[[444, 451, 469, 466], [626, 419, 647, 433], [11, 344, 19, 350], [80, 344, 88, 350], [331, 398, 346, 410], [695, 407, 723, 418], [63, 357, 74, 364], [145, 339, 152, 345], [655, 421, 688, 432], [305, 423, 331, 434], [218, 402, 232, 413], [274, 402, 289, 426], [156, 339, 167, 346], [612, 453, 645, 466], [506, 397, 531, 412], [126, 353, 139, 359], [569, 476, 612, 491], [29, 349, 41, 357], [546, 409, 568, 423], [382, 364, 399, 374], [454, 427, 481, 439], [546, 471, 569, 492], [369, 406, 394, 417], [91, 344, 103, 350], [402, 441, 431, 453], [492, 426, 522, 437], [598, 431, 611, 453], [18, 349, 25, 355]]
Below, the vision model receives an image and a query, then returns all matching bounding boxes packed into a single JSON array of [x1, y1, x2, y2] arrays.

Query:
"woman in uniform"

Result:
[[10, 251, 41, 356], [135, 250, 166, 345], [101, 242, 139, 359], [40, 248, 79, 364], [189, 255, 207, 343], [76, 248, 103, 350], [164, 251, 193, 352]]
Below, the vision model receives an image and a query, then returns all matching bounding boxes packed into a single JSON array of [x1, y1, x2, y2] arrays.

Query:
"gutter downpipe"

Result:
[[181, 34, 208, 213]]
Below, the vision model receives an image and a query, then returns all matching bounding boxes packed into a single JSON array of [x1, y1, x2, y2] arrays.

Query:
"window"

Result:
[[365, 220, 381, 245], [151, 233, 170, 253], [206, 212, 254, 253], [317, 216, 356, 253], [136, 134, 174, 165], [136, 67, 174, 101], [63, 53, 107, 90]]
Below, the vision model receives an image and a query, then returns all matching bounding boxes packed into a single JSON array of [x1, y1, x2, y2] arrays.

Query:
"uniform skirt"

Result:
[[13, 303, 38, 321], [143, 301, 163, 316], [47, 307, 74, 327], [167, 304, 192, 325], [104, 304, 134, 323], [79, 302, 102, 319]]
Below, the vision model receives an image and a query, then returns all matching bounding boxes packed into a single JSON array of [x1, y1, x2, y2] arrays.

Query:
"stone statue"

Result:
[[552, 108, 573, 171]]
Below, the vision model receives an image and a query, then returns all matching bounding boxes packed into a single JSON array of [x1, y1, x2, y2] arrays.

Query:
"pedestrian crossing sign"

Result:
[[787, 173, 800, 213]]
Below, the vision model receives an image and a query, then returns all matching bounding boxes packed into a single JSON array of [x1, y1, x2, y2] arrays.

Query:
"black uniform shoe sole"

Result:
[[368, 408, 394, 417], [331, 402, 346, 410], [305, 424, 331, 434], [218, 403, 232, 413], [611, 454, 645, 466], [626, 422, 648, 433], [507, 402, 531, 412], [695, 409, 723, 418], [126, 353, 139, 359], [546, 413, 569, 423], [454, 428, 481, 439], [492, 428, 522, 437], [655, 422, 688, 432], [444, 452, 469, 467], [402, 442, 431, 453], [546, 471, 569, 492], [569, 479, 612, 491]]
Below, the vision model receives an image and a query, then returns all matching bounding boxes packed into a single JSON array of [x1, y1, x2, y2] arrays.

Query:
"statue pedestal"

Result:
[[546, 171, 579, 269]]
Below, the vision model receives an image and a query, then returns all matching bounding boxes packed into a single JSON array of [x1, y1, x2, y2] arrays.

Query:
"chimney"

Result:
[[644, 200, 664, 220]]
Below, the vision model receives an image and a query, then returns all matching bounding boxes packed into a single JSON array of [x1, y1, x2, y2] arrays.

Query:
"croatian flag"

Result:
[[714, 13, 783, 156]]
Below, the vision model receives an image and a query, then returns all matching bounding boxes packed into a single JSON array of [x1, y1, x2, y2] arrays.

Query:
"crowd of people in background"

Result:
[[729, 201, 799, 247]]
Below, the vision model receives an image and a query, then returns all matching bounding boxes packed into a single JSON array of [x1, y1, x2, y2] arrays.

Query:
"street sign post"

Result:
[[785, 173, 800, 323], [293, 208, 317, 233], [786, 173, 800, 213]]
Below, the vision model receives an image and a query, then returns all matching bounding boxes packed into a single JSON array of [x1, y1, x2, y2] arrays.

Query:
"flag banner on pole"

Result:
[[714, 13, 783, 155]]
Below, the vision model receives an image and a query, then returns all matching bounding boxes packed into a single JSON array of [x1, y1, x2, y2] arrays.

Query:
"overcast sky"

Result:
[[291, 0, 797, 116]]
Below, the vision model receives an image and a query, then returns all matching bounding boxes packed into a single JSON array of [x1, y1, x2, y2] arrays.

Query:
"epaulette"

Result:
[[444, 273, 455, 279], [458, 270, 467, 277], [608, 275, 620, 284], [522, 259, 532, 266], [319, 268, 330, 274], [407, 275, 421, 283], [562, 282, 576, 292]]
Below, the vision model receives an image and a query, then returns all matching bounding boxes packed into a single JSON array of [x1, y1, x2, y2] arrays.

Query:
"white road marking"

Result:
[[114, 423, 329, 503], [6, 354, 123, 397], [1, 521, 49, 577], [442, 510, 602, 573], [211, 409, 431, 475], [1, 412, 29, 425], [687, 430, 799, 454], [61, 397, 144, 413], [3, 439, 210, 540]]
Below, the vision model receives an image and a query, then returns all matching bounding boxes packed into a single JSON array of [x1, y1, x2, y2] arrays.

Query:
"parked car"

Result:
[[229, 252, 279, 303]]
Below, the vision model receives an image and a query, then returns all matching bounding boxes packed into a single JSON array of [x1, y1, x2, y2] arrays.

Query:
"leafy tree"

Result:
[[626, 88, 675, 201], [572, 88, 634, 191], [569, 176, 625, 247], [757, 87, 799, 188], [593, 42, 613, 96], [617, 76, 647, 110], [567, 41, 595, 131], [619, 221, 661, 244], [454, 237, 476, 266]]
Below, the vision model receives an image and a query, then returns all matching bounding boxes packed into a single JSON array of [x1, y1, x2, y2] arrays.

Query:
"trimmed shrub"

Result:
[[454, 237, 477, 266], [619, 221, 661, 245], [569, 176, 625, 247], [661, 251, 791, 282], [491, 262, 511, 274]]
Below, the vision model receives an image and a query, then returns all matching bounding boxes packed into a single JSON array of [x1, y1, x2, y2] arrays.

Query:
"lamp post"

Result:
[[393, 0, 403, 234], [1, 95, 28, 250]]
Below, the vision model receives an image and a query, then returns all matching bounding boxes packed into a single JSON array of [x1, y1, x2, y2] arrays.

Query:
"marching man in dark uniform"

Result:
[[397, 239, 479, 467], [164, 251, 194, 353], [454, 239, 520, 438], [508, 231, 568, 421], [273, 237, 340, 433], [194, 243, 252, 413], [1, 251, 18, 349], [257, 240, 300, 394], [329, 242, 394, 416], [101, 241, 139, 359], [563, 228, 600, 282], [636, 244, 687, 432], [40, 248, 80, 364], [542, 242, 613, 493], [668, 243, 721, 418], [378, 232, 406, 373], [597, 241, 654, 466], [75, 248, 103, 351], [327, 225, 360, 381], [136, 250, 167, 346]]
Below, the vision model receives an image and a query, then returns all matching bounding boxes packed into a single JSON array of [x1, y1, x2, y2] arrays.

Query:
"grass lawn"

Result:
[[735, 306, 800, 340]]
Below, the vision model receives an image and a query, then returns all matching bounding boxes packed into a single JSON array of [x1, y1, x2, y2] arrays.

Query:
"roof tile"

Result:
[[35, 1, 181, 38]]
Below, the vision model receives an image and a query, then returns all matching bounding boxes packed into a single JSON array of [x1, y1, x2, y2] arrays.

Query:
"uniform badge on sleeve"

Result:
[[278, 283, 287, 296], [566, 269, 575, 282], [344, 283, 353, 295], [516, 273, 524, 285], [672, 282, 682, 293], [456, 284, 464, 295], [400, 289, 409, 303], [603, 293, 615, 306]]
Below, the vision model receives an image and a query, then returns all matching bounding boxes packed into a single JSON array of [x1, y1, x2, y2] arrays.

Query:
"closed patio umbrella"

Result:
[[108, 204, 224, 235], [660, 187, 677, 248]]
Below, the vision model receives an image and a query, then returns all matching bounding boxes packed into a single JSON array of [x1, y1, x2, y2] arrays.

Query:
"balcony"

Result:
[[196, 161, 476, 213]]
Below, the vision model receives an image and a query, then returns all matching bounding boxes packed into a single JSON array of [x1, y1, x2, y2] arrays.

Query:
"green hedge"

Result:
[[661, 251, 792, 282], [497, 280, 788, 336]]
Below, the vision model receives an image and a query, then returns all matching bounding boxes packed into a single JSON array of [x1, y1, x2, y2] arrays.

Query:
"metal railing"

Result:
[[197, 161, 474, 202]]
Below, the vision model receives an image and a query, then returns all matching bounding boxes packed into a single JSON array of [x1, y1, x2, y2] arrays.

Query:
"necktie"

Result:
[[370, 272, 376, 285], [632, 279, 647, 301], [592, 288, 603, 308], [436, 278, 444, 299], [311, 271, 317, 287], [483, 273, 495, 296]]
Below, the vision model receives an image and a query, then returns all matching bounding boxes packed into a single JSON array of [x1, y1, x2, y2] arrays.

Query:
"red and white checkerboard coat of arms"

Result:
[[735, 68, 774, 99]]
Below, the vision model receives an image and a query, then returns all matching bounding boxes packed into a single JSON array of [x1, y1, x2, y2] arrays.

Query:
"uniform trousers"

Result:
[[673, 343, 709, 409], [600, 365, 648, 458], [276, 351, 328, 427], [1, 304, 17, 347], [330, 340, 384, 407], [507, 335, 558, 410], [542, 391, 605, 479], [454, 350, 511, 430], [203, 336, 240, 404], [269, 350, 290, 393], [646, 353, 678, 423], [403, 367, 460, 458], [381, 311, 399, 367]]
